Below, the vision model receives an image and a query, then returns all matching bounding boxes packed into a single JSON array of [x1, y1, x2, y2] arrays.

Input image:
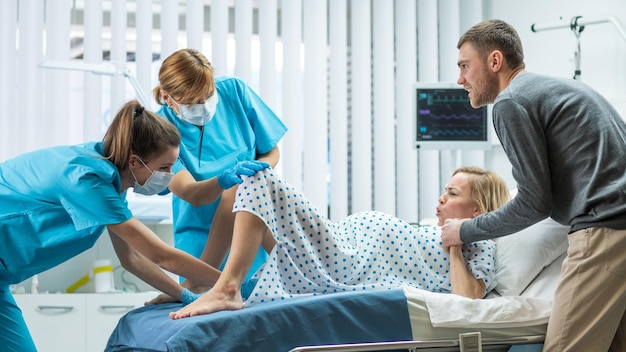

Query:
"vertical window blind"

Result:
[[0, 0, 486, 223]]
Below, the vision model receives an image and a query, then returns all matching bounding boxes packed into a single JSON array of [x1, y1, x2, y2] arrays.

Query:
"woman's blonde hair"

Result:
[[453, 166, 510, 214], [153, 48, 215, 105], [103, 100, 180, 171]]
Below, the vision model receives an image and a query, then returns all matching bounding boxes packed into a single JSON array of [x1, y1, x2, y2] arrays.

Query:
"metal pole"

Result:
[[38, 60, 153, 110], [570, 16, 584, 80], [531, 16, 626, 81], [531, 15, 626, 43]]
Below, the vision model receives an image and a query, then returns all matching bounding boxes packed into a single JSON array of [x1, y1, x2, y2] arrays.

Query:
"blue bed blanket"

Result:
[[105, 289, 412, 352]]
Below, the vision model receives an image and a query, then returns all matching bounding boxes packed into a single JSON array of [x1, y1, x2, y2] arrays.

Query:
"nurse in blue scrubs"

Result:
[[151, 48, 288, 283], [0, 100, 227, 352]]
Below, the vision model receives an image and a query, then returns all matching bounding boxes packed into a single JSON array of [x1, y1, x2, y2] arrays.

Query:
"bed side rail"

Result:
[[288, 334, 545, 352]]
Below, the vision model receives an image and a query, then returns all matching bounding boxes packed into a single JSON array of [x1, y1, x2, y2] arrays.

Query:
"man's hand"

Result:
[[441, 218, 468, 251]]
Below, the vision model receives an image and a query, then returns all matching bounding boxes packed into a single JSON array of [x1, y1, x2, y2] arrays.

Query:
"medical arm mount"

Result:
[[38, 60, 152, 109], [531, 16, 626, 80]]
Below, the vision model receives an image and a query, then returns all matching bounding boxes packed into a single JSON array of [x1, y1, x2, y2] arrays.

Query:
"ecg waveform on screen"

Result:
[[421, 128, 485, 137], [416, 89, 488, 142], [422, 112, 484, 120]]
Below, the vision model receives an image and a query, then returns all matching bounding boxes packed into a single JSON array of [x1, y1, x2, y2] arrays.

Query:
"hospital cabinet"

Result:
[[14, 292, 157, 352]]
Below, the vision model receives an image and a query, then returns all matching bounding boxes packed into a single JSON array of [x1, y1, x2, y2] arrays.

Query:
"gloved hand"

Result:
[[180, 288, 202, 306], [241, 278, 258, 300], [217, 160, 270, 190]]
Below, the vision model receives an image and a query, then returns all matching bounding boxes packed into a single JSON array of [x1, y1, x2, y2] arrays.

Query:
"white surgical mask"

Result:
[[172, 93, 219, 126], [131, 158, 174, 196]]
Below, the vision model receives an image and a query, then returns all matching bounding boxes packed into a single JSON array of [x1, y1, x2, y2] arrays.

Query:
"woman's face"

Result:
[[436, 172, 480, 226], [161, 84, 214, 113], [130, 146, 179, 185]]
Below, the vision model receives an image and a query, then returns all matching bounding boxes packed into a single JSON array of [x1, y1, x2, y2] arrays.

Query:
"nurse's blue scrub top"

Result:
[[0, 142, 132, 285], [158, 76, 288, 278]]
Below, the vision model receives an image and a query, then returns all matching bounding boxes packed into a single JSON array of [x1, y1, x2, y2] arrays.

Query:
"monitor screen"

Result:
[[414, 82, 491, 150]]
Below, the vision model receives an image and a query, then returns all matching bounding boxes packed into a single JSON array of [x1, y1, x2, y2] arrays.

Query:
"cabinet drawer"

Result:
[[86, 292, 159, 352], [14, 292, 159, 352], [15, 294, 86, 352]]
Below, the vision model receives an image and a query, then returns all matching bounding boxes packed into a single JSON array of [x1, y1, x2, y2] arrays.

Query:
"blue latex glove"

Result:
[[241, 278, 258, 300], [180, 288, 202, 306], [217, 160, 270, 190]]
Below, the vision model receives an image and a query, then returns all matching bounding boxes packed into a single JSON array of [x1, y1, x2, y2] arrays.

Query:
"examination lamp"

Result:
[[531, 16, 626, 80], [38, 60, 152, 109]]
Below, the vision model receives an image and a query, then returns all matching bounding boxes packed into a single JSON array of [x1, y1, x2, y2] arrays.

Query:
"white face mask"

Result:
[[131, 158, 174, 196], [173, 93, 219, 126]]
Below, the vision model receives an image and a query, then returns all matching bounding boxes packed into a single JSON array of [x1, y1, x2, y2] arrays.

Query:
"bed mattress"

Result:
[[105, 286, 551, 352]]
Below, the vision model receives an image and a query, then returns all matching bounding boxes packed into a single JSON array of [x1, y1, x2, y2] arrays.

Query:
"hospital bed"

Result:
[[105, 217, 568, 352]]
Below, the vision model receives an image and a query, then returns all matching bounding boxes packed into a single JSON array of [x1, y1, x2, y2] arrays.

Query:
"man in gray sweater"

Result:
[[441, 19, 626, 351]]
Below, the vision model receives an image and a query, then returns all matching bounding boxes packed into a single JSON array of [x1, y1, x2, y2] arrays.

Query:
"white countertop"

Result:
[[125, 192, 173, 224]]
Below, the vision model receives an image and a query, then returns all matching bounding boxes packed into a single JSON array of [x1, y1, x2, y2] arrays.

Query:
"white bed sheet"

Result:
[[408, 286, 552, 328], [401, 252, 565, 342], [402, 294, 546, 341], [520, 252, 564, 300]]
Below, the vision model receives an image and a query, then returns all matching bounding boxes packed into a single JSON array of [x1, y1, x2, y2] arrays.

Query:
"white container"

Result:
[[31, 275, 39, 294], [93, 259, 115, 293]]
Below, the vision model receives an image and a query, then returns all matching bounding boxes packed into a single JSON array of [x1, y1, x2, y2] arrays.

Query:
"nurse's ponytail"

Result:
[[103, 100, 180, 171]]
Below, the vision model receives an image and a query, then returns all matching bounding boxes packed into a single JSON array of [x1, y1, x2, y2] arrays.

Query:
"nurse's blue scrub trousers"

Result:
[[0, 287, 38, 352]]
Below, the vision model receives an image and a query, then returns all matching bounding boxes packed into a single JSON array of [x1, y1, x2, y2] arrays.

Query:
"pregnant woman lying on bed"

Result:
[[169, 165, 510, 319]]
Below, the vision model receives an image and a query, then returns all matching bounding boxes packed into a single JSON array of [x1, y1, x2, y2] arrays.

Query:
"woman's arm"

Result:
[[168, 147, 279, 207], [257, 146, 280, 168], [107, 218, 220, 290], [168, 170, 223, 207], [449, 245, 486, 299], [108, 230, 184, 300]]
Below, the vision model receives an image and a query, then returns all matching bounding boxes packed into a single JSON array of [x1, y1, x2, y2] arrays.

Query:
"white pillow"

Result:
[[521, 252, 566, 299], [494, 217, 569, 296]]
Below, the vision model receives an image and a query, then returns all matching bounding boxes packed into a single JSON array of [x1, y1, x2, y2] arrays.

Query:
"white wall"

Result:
[[487, 0, 626, 108]]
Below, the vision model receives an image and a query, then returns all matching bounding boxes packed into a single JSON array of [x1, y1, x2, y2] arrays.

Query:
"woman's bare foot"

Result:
[[169, 285, 243, 319]]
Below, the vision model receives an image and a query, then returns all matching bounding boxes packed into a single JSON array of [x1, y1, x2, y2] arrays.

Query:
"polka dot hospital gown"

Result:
[[234, 169, 496, 307]]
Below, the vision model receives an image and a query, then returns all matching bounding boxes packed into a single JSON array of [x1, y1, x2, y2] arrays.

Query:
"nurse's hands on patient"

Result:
[[441, 218, 466, 252], [145, 288, 205, 306], [181, 288, 203, 306], [145, 292, 179, 306], [217, 160, 270, 190]]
